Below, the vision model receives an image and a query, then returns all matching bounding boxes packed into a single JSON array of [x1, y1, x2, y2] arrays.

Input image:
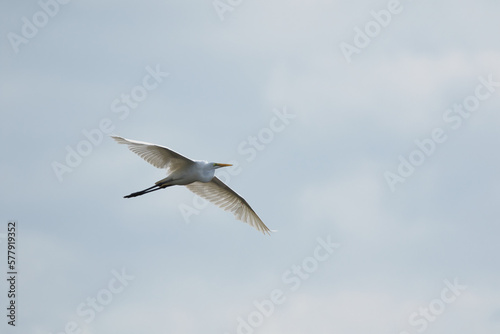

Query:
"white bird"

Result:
[[111, 136, 272, 235]]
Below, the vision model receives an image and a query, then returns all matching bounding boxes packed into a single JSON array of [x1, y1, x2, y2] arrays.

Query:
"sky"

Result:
[[1, 0, 500, 333]]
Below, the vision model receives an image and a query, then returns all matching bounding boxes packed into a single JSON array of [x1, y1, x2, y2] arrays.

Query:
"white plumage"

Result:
[[111, 136, 272, 235]]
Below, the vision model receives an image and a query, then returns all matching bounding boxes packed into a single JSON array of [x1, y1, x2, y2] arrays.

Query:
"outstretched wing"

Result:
[[111, 136, 193, 173], [186, 177, 272, 235]]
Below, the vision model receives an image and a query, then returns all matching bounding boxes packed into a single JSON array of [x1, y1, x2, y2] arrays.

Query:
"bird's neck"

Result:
[[196, 161, 215, 182]]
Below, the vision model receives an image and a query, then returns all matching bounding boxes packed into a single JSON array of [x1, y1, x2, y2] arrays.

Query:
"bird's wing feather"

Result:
[[186, 177, 271, 235], [111, 136, 193, 172]]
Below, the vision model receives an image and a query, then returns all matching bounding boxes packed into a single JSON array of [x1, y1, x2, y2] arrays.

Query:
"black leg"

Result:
[[124, 184, 172, 198]]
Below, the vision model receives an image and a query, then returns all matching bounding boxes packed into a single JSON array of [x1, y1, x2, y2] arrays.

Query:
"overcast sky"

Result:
[[1, 1, 500, 333]]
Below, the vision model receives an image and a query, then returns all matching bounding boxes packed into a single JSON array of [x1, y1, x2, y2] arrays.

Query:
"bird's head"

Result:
[[212, 162, 233, 169]]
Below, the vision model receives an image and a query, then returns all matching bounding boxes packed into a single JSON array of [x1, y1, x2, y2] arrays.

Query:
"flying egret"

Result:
[[111, 136, 272, 235]]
